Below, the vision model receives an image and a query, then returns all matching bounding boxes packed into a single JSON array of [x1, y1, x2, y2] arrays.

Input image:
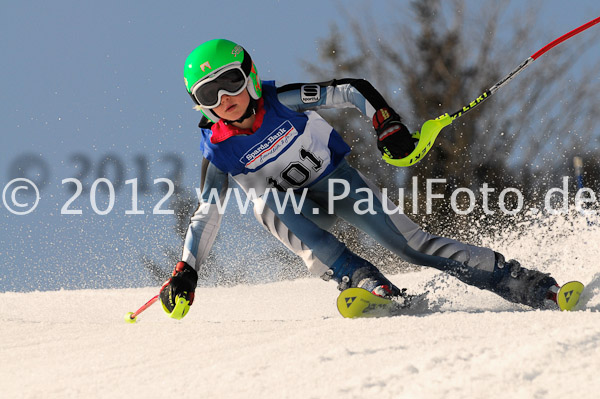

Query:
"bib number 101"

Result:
[[267, 148, 323, 190]]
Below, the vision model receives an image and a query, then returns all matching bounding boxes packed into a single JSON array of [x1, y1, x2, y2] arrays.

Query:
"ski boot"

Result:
[[489, 252, 558, 309], [321, 248, 401, 298]]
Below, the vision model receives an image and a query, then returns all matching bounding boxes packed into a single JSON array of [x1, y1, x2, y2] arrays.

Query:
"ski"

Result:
[[337, 280, 585, 317], [337, 287, 429, 318], [556, 281, 584, 311]]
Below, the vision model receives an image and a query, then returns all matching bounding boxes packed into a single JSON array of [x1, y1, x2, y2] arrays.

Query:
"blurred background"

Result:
[[1, 0, 599, 292]]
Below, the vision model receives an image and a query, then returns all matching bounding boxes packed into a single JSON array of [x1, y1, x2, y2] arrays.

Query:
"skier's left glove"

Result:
[[373, 108, 417, 159], [159, 261, 198, 320]]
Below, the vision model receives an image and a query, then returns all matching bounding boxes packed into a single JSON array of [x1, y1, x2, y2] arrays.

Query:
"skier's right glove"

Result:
[[159, 261, 198, 320], [373, 108, 417, 159]]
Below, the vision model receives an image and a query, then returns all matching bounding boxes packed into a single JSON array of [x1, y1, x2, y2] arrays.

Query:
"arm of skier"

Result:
[[276, 78, 387, 115], [181, 158, 228, 268], [277, 79, 416, 159], [159, 158, 229, 317]]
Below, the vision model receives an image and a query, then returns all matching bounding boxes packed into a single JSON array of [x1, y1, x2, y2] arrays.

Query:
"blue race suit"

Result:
[[182, 79, 500, 292]]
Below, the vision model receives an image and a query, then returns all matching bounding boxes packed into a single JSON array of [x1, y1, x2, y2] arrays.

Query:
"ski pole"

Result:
[[448, 15, 600, 120], [384, 16, 600, 167], [124, 294, 159, 323]]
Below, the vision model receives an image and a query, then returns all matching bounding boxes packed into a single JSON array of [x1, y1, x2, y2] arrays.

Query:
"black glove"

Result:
[[373, 108, 416, 159], [159, 261, 198, 319]]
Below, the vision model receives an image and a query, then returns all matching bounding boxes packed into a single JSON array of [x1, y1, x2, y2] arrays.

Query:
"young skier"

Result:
[[159, 39, 560, 318]]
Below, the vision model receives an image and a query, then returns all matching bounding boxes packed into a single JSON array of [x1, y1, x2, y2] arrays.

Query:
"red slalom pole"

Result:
[[531, 16, 600, 60], [449, 16, 600, 120], [384, 15, 600, 167], [125, 294, 159, 323]]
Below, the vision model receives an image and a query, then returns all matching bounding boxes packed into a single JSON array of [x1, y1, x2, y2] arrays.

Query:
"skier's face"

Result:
[[213, 89, 250, 121]]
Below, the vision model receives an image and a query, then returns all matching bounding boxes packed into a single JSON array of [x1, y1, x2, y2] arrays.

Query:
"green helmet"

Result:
[[184, 39, 262, 123]]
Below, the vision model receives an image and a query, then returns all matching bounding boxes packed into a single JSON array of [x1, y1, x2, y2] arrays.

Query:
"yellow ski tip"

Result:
[[337, 287, 394, 318], [557, 281, 584, 311]]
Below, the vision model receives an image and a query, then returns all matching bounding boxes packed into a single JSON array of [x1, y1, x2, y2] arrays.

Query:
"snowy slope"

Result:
[[1, 271, 599, 399], [2, 218, 600, 399]]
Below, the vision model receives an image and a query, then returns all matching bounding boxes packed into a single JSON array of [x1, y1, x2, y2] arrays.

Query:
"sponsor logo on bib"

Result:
[[241, 120, 299, 169]]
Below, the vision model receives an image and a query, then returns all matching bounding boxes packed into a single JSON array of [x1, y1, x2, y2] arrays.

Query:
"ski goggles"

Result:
[[190, 64, 248, 109]]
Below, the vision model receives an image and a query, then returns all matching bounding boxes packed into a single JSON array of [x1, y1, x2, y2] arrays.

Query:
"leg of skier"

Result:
[[305, 160, 558, 309], [253, 187, 402, 297]]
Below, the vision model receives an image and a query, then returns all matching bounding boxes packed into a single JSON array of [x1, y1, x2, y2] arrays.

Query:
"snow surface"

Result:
[[2, 218, 600, 399]]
